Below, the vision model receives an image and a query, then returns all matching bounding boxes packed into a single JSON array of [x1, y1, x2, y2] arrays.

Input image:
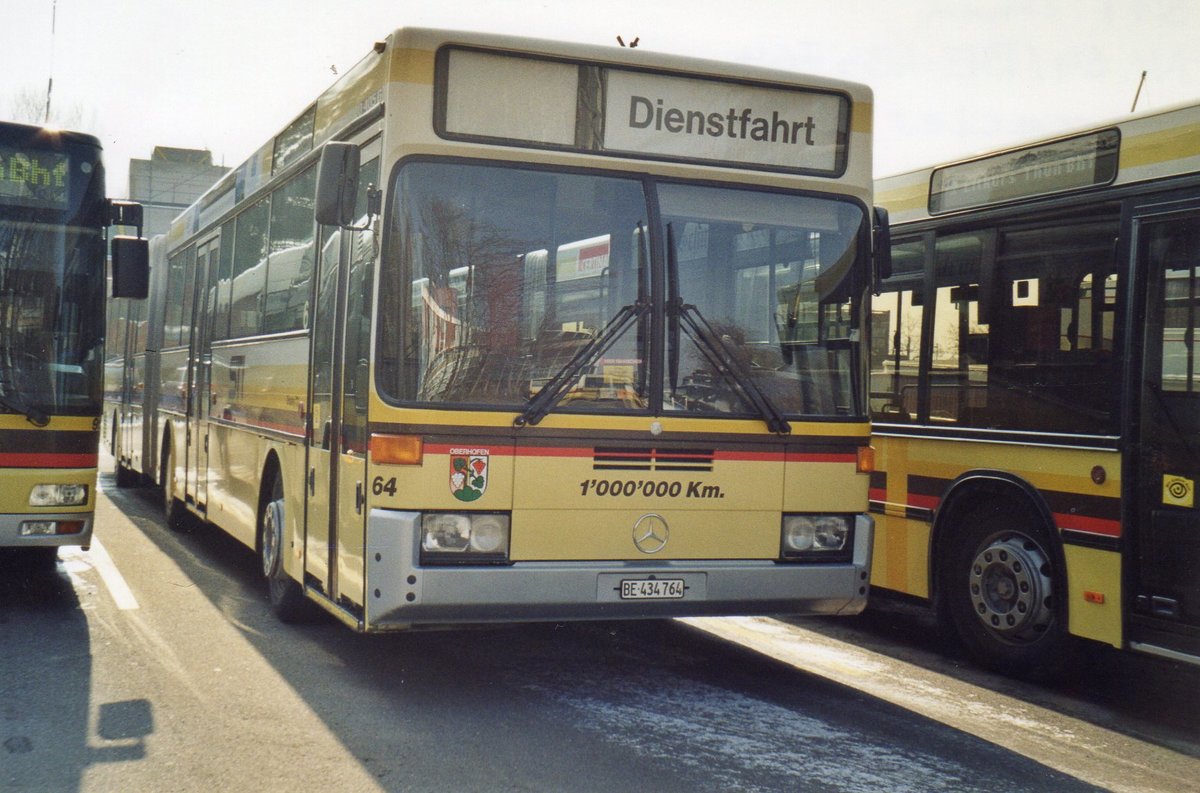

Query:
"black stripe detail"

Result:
[[908, 474, 952, 500], [0, 428, 99, 454], [1062, 530, 1121, 552], [368, 421, 867, 451], [906, 506, 935, 522], [1042, 490, 1122, 522], [873, 423, 1119, 450], [593, 446, 715, 472]]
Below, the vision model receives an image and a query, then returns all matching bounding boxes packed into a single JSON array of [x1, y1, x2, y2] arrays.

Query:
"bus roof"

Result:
[[0, 119, 102, 151], [877, 99, 1200, 225], [165, 27, 874, 247]]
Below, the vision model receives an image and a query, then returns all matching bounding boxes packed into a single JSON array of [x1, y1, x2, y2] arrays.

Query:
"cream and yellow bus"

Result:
[[2, 120, 146, 568], [105, 28, 888, 630], [872, 101, 1200, 676]]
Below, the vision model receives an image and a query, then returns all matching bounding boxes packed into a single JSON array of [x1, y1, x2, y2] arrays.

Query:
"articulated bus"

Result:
[[1, 120, 147, 567], [105, 28, 889, 630], [871, 101, 1200, 676]]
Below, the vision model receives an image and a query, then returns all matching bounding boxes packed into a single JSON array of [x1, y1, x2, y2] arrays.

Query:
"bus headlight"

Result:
[[29, 483, 89, 507], [420, 512, 511, 564], [781, 514, 852, 561]]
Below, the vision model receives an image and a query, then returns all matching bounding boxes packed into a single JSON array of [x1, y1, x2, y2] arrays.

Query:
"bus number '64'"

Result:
[[579, 479, 724, 499], [372, 477, 398, 497]]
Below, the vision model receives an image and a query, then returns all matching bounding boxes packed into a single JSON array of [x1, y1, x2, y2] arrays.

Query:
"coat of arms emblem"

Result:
[[450, 450, 488, 502]]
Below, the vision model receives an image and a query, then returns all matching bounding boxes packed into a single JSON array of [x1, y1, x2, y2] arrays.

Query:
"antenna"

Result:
[[44, 0, 57, 123], [1130, 70, 1147, 113]]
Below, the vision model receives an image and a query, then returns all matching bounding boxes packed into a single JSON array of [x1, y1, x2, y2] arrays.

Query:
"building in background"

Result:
[[128, 146, 228, 238]]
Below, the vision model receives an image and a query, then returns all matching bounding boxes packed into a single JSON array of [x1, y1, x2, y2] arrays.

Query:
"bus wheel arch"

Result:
[[931, 474, 1076, 679], [257, 454, 309, 622]]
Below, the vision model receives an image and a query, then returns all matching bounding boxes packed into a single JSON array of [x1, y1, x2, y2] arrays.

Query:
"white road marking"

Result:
[[63, 538, 140, 610]]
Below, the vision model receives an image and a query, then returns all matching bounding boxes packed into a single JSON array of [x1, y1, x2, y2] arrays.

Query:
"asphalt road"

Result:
[[2, 464, 1197, 792]]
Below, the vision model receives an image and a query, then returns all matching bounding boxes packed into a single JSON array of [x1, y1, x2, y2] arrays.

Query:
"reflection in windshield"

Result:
[[0, 217, 105, 416], [658, 183, 864, 418], [378, 163, 650, 410], [377, 162, 867, 420]]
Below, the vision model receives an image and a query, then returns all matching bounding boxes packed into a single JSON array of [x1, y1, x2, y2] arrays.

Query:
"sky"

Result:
[[5, 0, 1199, 198]]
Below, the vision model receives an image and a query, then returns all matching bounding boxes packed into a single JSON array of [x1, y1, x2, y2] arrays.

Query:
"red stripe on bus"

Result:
[[1055, 513, 1122, 538], [0, 453, 98, 468], [907, 493, 941, 511], [422, 445, 853, 463], [784, 452, 857, 464], [512, 446, 590, 458]]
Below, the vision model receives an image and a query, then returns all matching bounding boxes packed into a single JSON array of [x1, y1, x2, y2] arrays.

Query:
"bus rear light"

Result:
[[420, 512, 511, 564], [856, 446, 875, 474], [29, 483, 89, 507], [19, 520, 84, 536], [371, 434, 423, 465]]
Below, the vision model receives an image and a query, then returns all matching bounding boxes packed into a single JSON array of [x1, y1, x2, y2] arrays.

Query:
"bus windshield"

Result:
[[377, 160, 867, 419], [0, 135, 106, 417]]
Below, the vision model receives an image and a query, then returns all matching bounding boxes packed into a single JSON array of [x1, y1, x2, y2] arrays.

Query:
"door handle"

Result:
[[308, 468, 316, 495], [355, 481, 365, 514]]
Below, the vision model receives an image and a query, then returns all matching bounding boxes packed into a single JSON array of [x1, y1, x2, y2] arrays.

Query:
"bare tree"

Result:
[[7, 85, 92, 131]]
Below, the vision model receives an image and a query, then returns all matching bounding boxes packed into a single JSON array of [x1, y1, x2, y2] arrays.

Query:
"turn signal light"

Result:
[[370, 434, 423, 465], [857, 445, 875, 474]]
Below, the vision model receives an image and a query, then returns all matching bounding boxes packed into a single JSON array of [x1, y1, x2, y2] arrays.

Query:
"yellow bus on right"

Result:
[[872, 101, 1200, 679]]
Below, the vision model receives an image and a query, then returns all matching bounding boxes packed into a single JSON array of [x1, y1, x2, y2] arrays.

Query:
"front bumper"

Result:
[[0, 512, 93, 548], [362, 509, 872, 630]]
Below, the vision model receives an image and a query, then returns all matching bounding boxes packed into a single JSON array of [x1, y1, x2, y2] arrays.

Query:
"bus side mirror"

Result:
[[108, 200, 144, 233], [315, 142, 361, 227], [112, 236, 150, 299], [872, 206, 893, 293]]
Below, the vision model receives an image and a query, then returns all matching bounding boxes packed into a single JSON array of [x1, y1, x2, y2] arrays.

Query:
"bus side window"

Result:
[[263, 166, 316, 334], [870, 237, 926, 423], [230, 198, 270, 339], [991, 221, 1118, 434]]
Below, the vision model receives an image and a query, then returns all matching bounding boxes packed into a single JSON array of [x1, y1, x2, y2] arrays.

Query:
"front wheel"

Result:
[[259, 474, 310, 622], [939, 503, 1075, 680]]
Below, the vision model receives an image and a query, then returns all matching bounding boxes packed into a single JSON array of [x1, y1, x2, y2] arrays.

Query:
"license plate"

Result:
[[619, 578, 686, 600]]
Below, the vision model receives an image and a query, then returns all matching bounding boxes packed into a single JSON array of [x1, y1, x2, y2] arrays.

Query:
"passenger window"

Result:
[[263, 167, 316, 334], [163, 246, 195, 348], [871, 237, 925, 423], [230, 198, 270, 338], [212, 222, 235, 341], [990, 221, 1118, 433], [929, 232, 988, 425]]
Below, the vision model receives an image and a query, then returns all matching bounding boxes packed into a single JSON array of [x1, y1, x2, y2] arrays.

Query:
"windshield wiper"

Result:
[[515, 223, 650, 428], [666, 223, 791, 436], [514, 297, 650, 428], [0, 391, 50, 427]]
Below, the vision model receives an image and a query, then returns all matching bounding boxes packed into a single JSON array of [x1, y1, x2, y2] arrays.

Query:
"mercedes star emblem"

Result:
[[632, 513, 669, 554]]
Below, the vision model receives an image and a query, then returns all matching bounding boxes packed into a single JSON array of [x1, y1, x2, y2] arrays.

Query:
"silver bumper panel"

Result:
[[363, 509, 872, 630]]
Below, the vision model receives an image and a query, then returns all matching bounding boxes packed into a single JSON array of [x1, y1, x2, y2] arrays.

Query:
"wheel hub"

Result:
[[968, 534, 1054, 642], [261, 498, 284, 578]]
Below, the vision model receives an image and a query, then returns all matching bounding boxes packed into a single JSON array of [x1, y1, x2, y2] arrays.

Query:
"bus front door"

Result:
[[305, 223, 340, 598], [187, 237, 219, 512], [1131, 205, 1200, 659], [305, 144, 378, 613]]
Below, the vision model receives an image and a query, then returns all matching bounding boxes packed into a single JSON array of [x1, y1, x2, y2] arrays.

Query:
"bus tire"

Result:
[[259, 473, 309, 622], [113, 424, 137, 489], [161, 442, 184, 529], [938, 500, 1075, 680]]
